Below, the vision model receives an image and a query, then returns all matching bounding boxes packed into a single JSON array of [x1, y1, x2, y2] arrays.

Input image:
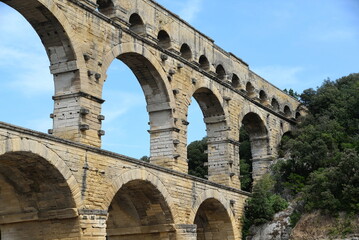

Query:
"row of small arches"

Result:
[[127, 12, 300, 119]]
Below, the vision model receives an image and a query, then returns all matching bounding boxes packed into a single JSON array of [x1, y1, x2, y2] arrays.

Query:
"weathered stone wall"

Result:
[[1, 0, 303, 187], [1, 0, 305, 238], [0, 122, 249, 239]]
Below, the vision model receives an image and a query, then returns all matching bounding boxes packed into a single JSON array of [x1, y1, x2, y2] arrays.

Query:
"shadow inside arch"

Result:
[[0, 151, 80, 239], [106, 179, 175, 239], [194, 198, 236, 240]]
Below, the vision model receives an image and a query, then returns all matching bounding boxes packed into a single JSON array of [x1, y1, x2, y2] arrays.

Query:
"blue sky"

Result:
[[0, 0, 358, 158]]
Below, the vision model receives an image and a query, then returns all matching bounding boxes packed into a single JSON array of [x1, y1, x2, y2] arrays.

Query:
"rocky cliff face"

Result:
[[247, 206, 359, 240], [290, 212, 359, 240], [246, 204, 294, 240]]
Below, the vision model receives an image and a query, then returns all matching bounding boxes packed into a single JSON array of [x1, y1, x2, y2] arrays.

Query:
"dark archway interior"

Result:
[[296, 111, 301, 119], [97, 0, 115, 15], [106, 180, 174, 240], [232, 74, 240, 88], [129, 13, 145, 34], [0, 152, 79, 239], [199, 55, 210, 71], [216, 65, 226, 80], [242, 113, 267, 138], [259, 90, 268, 104], [271, 98, 279, 111], [246, 82, 255, 97], [194, 198, 234, 240], [157, 30, 171, 49], [284, 105, 292, 117], [242, 113, 269, 160], [180, 44, 192, 60]]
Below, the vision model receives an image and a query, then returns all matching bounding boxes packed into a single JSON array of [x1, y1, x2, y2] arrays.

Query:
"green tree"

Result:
[[187, 137, 208, 178], [283, 88, 300, 100], [140, 155, 150, 162], [239, 127, 253, 192], [242, 174, 288, 238], [275, 73, 359, 214]]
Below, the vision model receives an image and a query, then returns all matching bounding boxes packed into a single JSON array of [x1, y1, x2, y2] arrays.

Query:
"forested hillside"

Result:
[[244, 73, 359, 239], [186, 73, 359, 239]]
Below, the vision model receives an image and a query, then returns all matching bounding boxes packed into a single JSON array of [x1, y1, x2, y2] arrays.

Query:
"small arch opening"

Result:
[[296, 111, 302, 119], [97, 0, 115, 15], [180, 43, 192, 60], [246, 82, 255, 97], [284, 105, 292, 117], [129, 13, 145, 35], [199, 55, 210, 71], [232, 74, 240, 88], [215, 64, 226, 80], [259, 90, 268, 105], [271, 98, 279, 111], [157, 30, 171, 49]]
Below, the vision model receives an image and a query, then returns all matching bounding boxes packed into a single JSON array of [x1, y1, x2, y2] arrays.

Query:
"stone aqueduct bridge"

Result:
[[0, 0, 304, 239]]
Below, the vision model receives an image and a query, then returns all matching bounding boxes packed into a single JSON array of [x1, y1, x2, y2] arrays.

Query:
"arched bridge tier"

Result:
[[0, 122, 249, 239], [1, 0, 304, 238], [1, 0, 304, 188]]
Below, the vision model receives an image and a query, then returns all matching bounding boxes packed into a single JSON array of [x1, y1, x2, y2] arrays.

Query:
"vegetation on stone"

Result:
[[242, 174, 288, 238], [239, 127, 253, 192], [242, 73, 359, 238], [274, 73, 359, 214], [187, 137, 208, 179]]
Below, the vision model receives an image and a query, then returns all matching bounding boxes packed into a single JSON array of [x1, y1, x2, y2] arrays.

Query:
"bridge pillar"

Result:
[[149, 127, 188, 173], [250, 136, 272, 182], [252, 156, 273, 182], [51, 92, 104, 148], [175, 224, 197, 240], [79, 210, 107, 240], [205, 116, 241, 189], [148, 107, 187, 173], [49, 62, 105, 147]]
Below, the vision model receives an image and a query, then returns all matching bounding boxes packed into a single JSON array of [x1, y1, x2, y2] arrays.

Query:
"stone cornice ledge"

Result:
[[0, 121, 252, 197]]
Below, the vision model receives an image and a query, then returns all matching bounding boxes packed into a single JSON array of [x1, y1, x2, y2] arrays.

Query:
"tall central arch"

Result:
[[102, 42, 179, 170]]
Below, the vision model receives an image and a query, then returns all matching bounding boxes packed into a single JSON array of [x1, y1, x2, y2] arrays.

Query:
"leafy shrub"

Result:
[[242, 174, 288, 238]]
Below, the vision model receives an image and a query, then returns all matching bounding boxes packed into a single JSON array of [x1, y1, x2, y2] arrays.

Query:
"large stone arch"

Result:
[[104, 169, 176, 213], [239, 110, 271, 182], [187, 84, 238, 186], [102, 42, 181, 170], [104, 169, 177, 239], [102, 42, 175, 105], [189, 189, 238, 240], [2, 0, 85, 94], [0, 138, 82, 239], [0, 137, 82, 207]]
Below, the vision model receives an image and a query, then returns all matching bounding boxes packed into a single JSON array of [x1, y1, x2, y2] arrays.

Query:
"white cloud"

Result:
[[252, 65, 304, 90], [179, 0, 203, 23]]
